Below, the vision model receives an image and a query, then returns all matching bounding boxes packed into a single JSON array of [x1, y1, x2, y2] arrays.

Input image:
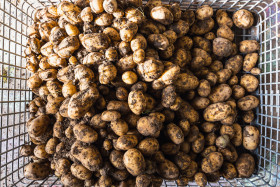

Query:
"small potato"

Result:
[[151, 6, 174, 25], [156, 159, 179, 179], [220, 124, 235, 139], [116, 87, 128, 101], [45, 137, 59, 155], [116, 135, 138, 150], [243, 53, 258, 72], [251, 67, 261, 75], [138, 138, 159, 156], [81, 7, 93, 22], [101, 110, 121, 122], [160, 142, 180, 155], [20, 145, 34, 156], [175, 73, 199, 92], [213, 37, 233, 57], [131, 34, 147, 51], [125, 7, 145, 25], [201, 152, 223, 173], [237, 95, 259, 111], [225, 55, 243, 75], [222, 162, 237, 179], [169, 20, 189, 38], [192, 48, 212, 66], [65, 23, 79, 36], [172, 49, 191, 68], [233, 9, 254, 29], [231, 123, 242, 146], [122, 71, 138, 85], [205, 132, 217, 146], [217, 25, 234, 41], [197, 80, 211, 97], [136, 174, 151, 187], [190, 57, 205, 71], [194, 172, 207, 187], [139, 20, 160, 35], [163, 30, 177, 44], [24, 162, 50, 180], [201, 145, 216, 157], [90, 0, 104, 14], [117, 55, 136, 71], [81, 33, 110, 52], [216, 69, 232, 83], [228, 75, 239, 86], [192, 133, 205, 153], [191, 96, 210, 110], [167, 123, 184, 144], [216, 135, 230, 148], [243, 125, 260, 150], [62, 81, 77, 98], [235, 153, 255, 178], [242, 110, 255, 123], [110, 150, 125, 170], [137, 116, 162, 136], [61, 173, 83, 187], [193, 36, 212, 53], [38, 69, 57, 81], [209, 60, 223, 73], [208, 84, 232, 103], [178, 102, 200, 124], [232, 85, 245, 99], [174, 151, 191, 170], [137, 59, 164, 82], [94, 13, 113, 26], [204, 102, 231, 122], [123, 148, 146, 176], [174, 35, 193, 50], [133, 49, 145, 64], [71, 141, 103, 171], [148, 34, 169, 51], [186, 125, 199, 142], [103, 0, 117, 14], [98, 62, 118, 84], [240, 74, 259, 92], [111, 119, 129, 136], [27, 73, 42, 89], [128, 90, 147, 115], [181, 160, 197, 178], [181, 9, 195, 26], [196, 5, 213, 20], [103, 27, 120, 42], [71, 163, 92, 180], [191, 18, 215, 35], [34, 144, 49, 159], [57, 36, 80, 58], [120, 22, 138, 42], [161, 85, 176, 108], [239, 40, 260, 54], [73, 123, 98, 143]]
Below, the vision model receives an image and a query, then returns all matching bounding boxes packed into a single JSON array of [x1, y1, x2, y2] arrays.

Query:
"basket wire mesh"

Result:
[[0, 0, 279, 186]]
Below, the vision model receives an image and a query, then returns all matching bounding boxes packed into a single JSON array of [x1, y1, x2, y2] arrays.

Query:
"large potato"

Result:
[[233, 9, 254, 29], [156, 159, 179, 180], [73, 123, 98, 143], [150, 6, 174, 25], [235, 153, 255, 178], [213, 37, 233, 57], [208, 84, 232, 103], [138, 138, 159, 156], [239, 40, 260, 54], [224, 55, 243, 75], [71, 163, 92, 180], [240, 74, 259, 92], [243, 125, 260, 150], [137, 116, 162, 136], [123, 148, 146, 176], [201, 152, 223, 173], [24, 162, 50, 180], [116, 135, 138, 150], [243, 53, 258, 72], [81, 33, 110, 52], [204, 102, 232, 122], [237, 95, 259, 111]]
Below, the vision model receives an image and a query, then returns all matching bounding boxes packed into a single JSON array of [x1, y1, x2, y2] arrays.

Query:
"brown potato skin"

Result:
[[239, 40, 260, 54], [213, 37, 233, 57], [231, 123, 243, 146], [204, 102, 231, 122], [192, 133, 205, 153], [201, 152, 223, 173], [240, 74, 259, 92], [237, 95, 259, 111], [208, 84, 232, 103], [191, 18, 215, 35], [217, 25, 234, 41], [233, 9, 254, 29], [166, 123, 184, 144], [123, 148, 146, 176], [137, 116, 162, 136], [235, 153, 255, 178], [196, 5, 213, 20], [24, 162, 51, 180], [156, 159, 179, 180], [138, 138, 159, 156], [243, 125, 260, 150], [222, 162, 237, 179], [194, 172, 207, 187], [225, 55, 243, 75]]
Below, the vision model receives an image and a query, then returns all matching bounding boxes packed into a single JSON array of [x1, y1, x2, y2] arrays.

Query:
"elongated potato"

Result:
[[204, 102, 232, 122], [24, 162, 50, 180], [166, 123, 184, 144], [243, 125, 259, 150], [73, 123, 98, 143], [237, 95, 259, 111], [123, 148, 146, 176]]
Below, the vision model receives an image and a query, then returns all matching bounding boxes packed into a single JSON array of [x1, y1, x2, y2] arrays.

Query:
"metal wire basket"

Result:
[[0, 0, 279, 186]]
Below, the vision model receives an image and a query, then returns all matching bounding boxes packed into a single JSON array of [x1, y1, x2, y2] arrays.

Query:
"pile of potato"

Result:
[[22, 0, 261, 186]]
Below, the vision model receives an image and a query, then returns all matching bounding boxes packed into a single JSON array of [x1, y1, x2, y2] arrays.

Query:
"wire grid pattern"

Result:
[[0, 0, 279, 186]]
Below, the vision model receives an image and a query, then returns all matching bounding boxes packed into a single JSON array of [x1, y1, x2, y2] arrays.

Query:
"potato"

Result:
[[175, 73, 199, 92], [133, 49, 145, 64], [57, 2, 82, 24], [166, 123, 184, 144], [250, 67, 261, 75], [80, 7, 93, 22], [156, 159, 179, 179], [122, 71, 138, 85], [137, 116, 162, 136], [81, 33, 110, 52], [178, 101, 199, 124], [120, 22, 138, 42], [138, 138, 159, 156], [197, 80, 211, 97], [62, 81, 77, 98], [192, 133, 205, 153], [242, 110, 254, 123], [196, 5, 213, 21], [174, 36, 193, 51], [205, 132, 217, 146], [216, 10, 233, 27], [201, 145, 216, 157], [68, 87, 99, 119], [185, 125, 199, 142], [191, 18, 214, 35], [194, 172, 207, 187], [222, 162, 237, 179], [178, 119, 190, 136], [65, 23, 80, 36], [204, 102, 231, 122], [117, 55, 136, 72], [71, 163, 92, 180], [71, 141, 102, 171], [161, 85, 176, 108], [191, 96, 210, 110], [181, 160, 197, 178], [190, 57, 205, 71], [216, 135, 230, 149], [73, 123, 98, 143], [213, 37, 233, 57], [172, 49, 191, 67], [160, 142, 179, 156], [208, 84, 232, 103], [27, 115, 50, 138], [20, 145, 34, 156], [193, 36, 211, 53], [61, 173, 83, 187], [225, 55, 243, 75], [110, 119, 128, 136], [151, 6, 173, 25], [147, 34, 169, 51], [243, 125, 260, 150], [136, 174, 151, 187], [109, 150, 125, 170], [24, 162, 50, 180], [239, 40, 260, 54], [237, 95, 259, 111], [57, 36, 80, 58], [125, 7, 145, 25], [27, 73, 42, 89], [128, 90, 147, 115], [192, 48, 212, 66], [216, 69, 232, 83], [94, 13, 113, 26], [217, 25, 234, 41], [169, 20, 189, 38], [201, 152, 223, 173], [235, 153, 255, 178], [34, 144, 49, 159], [233, 9, 254, 29], [90, 0, 104, 14], [45, 137, 59, 155], [123, 148, 146, 176], [116, 135, 138, 150], [243, 53, 258, 71], [240, 74, 259, 92]]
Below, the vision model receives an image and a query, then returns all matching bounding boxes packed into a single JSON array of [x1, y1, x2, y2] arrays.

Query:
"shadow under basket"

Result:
[[0, 0, 280, 186]]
